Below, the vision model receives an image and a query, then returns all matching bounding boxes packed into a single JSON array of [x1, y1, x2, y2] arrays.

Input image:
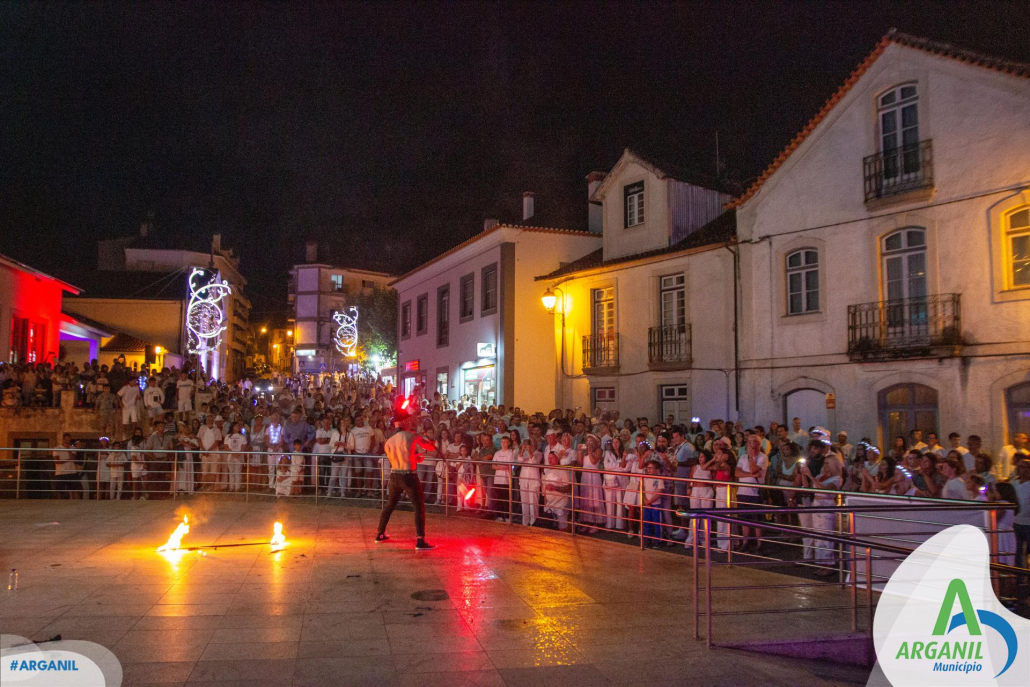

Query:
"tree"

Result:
[[350, 285, 397, 368]]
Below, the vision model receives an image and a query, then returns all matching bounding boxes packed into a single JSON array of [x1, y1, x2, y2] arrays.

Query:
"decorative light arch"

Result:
[[186, 268, 230, 356], [333, 306, 358, 357]]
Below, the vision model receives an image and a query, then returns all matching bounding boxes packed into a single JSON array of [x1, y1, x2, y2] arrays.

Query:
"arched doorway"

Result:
[[878, 383, 938, 446], [1005, 382, 1030, 440], [784, 389, 829, 433]]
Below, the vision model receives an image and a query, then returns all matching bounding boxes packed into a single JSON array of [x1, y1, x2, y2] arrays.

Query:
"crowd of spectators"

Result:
[[3, 359, 1028, 572]]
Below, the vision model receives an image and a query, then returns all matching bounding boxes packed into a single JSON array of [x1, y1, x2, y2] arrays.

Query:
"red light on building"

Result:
[[404, 360, 420, 372]]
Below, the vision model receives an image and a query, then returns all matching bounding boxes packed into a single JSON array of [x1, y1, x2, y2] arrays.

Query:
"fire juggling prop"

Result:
[[270, 521, 287, 551], [157, 515, 190, 553], [156, 517, 288, 557]]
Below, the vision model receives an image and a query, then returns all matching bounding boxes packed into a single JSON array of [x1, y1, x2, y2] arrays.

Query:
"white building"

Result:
[[288, 242, 394, 373], [733, 30, 1030, 474], [392, 197, 601, 409], [537, 149, 736, 422]]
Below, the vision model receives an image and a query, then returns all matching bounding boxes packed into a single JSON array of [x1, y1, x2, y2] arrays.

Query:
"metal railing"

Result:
[[863, 139, 934, 202], [582, 332, 619, 370], [3, 446, 1024, 648], [847, 293, 962, 360], [648, 324, 692, 366]]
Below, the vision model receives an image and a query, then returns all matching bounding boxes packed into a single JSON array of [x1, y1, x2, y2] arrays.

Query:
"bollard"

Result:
[[639, 478, 645, 551]]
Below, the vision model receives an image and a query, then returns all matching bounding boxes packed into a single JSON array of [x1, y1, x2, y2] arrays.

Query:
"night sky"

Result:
[[2, 1, 1026, 314]]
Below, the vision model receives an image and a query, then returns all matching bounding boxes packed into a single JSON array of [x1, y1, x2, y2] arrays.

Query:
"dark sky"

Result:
[[2, 1, 1027, 313]]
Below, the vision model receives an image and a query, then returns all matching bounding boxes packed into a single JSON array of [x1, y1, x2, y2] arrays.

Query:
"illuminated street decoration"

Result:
[[333, 306, 358, 357], [186, 268, 230, 355]]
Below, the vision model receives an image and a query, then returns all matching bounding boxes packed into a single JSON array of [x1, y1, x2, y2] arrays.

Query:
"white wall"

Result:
[[737, 43, 1030, 457], [602, 160, 670, 261]]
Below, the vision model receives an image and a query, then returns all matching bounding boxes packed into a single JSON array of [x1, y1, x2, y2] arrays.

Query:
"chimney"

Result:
[[212, 233, 222, 252], [522, 191, 535, 221], [305, 241, 318, 263], [483, 218, 499, 232], [587, 172, 605, 233], [140, 210, 153, 237]]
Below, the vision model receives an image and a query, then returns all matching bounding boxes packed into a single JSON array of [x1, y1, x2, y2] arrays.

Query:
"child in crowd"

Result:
[[106, 439, 126, 501], [225, 421, 248, 492], [127, 427, 147, 500], [641, 459, 665, 548]]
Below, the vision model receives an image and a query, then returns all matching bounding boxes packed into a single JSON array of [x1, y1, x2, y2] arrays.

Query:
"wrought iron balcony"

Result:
[[648, 324, 692, 369], [582, 332, 619, 372], [863, 139, 934, 203], [847, 293, 962, 361]]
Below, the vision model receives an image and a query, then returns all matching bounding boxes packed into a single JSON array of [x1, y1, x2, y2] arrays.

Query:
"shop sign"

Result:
[[476, 342, 496, 358]]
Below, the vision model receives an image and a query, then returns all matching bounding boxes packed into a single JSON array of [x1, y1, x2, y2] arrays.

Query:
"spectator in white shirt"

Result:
[[787, 417, 809, 446], [948, 432, 972, 470], [117, 379, 141, 438], [940, 452, 971, 500], [225, 421, 248, 492], [735, 434, 769, 552], [313, 416, 338, 495], [997, 432, 1028, 479], [143, 378, 165, 422], [197, 414, 224, 492]]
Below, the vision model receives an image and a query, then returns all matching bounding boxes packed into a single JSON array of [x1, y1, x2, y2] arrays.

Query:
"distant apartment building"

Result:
[[288, 241, 393, 373]]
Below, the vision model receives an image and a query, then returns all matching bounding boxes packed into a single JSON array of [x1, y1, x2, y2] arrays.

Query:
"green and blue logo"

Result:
[[894, 579, 1019, 677]]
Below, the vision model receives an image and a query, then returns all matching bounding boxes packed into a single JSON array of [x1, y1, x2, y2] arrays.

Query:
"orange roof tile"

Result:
[[728, 29, 1030, 209]]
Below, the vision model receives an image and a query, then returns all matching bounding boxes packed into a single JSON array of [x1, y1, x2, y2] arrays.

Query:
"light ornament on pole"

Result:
[[333, 306, 358, 357], [186, 268, 231, 356]]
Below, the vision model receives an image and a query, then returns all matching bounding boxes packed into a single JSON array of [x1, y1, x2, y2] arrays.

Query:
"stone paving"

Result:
[[0, 498, 872, 686]]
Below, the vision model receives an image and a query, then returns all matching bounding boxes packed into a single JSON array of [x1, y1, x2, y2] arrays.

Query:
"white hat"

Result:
[[810, 427, 831, 444]]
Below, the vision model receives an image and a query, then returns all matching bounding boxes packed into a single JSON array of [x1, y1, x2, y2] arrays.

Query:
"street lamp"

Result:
[[286, 330, 293, 337], [541, 288, 557, 313], [260, 326, 267, 334]]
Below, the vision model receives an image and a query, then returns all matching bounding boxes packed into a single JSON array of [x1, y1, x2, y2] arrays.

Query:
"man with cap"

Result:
[[375, 405, 434, 550], [798, 427, 834, 560], [836, 431, 854, 464]]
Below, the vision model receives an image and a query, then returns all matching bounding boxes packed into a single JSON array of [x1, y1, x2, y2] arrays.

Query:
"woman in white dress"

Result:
[[602, 437, 629, 530], [175, 422, 197, 495], [578, 445, 606, 533], [684, 449, 716, 548], [799, 456, 843, 574], [517, 438, 543, 526], [621, 442, 647, 538]]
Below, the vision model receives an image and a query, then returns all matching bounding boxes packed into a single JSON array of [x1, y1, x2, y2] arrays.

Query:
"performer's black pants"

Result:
[[377, 472, 426, 538]]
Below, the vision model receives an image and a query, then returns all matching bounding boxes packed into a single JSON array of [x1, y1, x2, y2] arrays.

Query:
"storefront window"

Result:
[[461, 364, 495, 409]]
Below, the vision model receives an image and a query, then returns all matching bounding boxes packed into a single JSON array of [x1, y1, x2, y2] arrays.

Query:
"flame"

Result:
[[458, 483, 476, 502], [270, 521, 286, 551], [157, 515, 189, 553]]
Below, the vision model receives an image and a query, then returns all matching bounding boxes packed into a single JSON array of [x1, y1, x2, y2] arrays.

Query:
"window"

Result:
[[624, 181, 645, 227], [786, 249, 819, 315], [437, 285, 450, 347], [878, 84, 920, 179], [400, 301, 411, 339], [330, 274, 343, 291], [659, 274, 686, 329], [879, 383, 938, 445], [592, 287, 615, 335], [593, 387, 617, 411], [459, 273, 475, 321], [9, 317, 45, 364], [1007, 208, 1030, 288], [416, 294, 428, 336], [882, 228, 927, 332], [660, 385, 690, 425], [361, 279, 375, 289], [481, 264, 498, 314], [436, 370, 449, 397]]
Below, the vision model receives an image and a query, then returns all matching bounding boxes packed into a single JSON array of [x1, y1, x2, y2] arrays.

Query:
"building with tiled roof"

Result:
[[733, 30, 1030, 474], [534, 146, 738, 421], [392, 191, 602, 409]]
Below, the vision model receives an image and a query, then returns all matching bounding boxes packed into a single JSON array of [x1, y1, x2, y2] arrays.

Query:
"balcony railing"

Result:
[[648, 324, 692, 367], [863, 139, 934, 202], [582, 332, 619, 371], [847, 293, 962, 361]]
